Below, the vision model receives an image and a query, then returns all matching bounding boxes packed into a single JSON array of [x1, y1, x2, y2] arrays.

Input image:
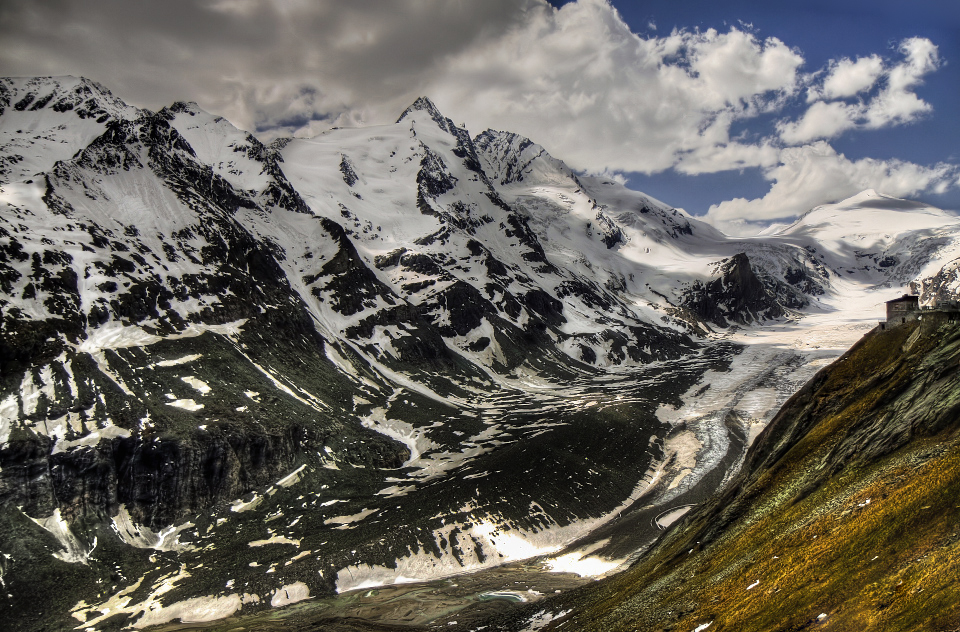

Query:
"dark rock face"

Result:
[[339, 154, 359, 187], [682, 253, 785, 326], [918, 257, 960, 307], [0, 427, 305, 528], [310, 218, 398, 316]]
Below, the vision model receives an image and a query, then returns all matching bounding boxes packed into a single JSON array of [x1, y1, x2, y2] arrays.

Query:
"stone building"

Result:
[[885, 294, 920, 325]]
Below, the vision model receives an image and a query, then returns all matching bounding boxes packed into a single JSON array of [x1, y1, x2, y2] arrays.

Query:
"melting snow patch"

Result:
[[70, 564, 242, 628], [181, 376, 212, 394], [152, 354, 203, 368], [693, 623, 713, 632], [27, 509, 96, 564], [656, 505, 693, 529], [276, 464, 307, 488], [522, 609, 572, 631], [111, 506, 195, 552], [546, 539, 622, 577], [361, 407, 435, 467], [270, 582, 311, 607], [376, 485, 417, 497], [231, 494, 264, 513], [249, 536, 301, 548], [324, 508, 377, 526], [134, 594, 242, 628], [0, 394, 17, 445], [747, 579, 760, 590], [166, 399, 204, 412], [51, 421, 131, 454]]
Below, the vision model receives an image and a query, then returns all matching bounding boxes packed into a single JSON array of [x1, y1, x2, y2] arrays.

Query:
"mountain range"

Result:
[[2, 76, 960, 631]]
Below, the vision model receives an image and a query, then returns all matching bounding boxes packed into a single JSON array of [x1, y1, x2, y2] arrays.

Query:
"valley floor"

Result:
[[135, 310, 880, 632]]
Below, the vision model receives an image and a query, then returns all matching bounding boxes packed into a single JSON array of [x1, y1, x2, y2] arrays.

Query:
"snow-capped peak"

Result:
[[0, 75, 141, 184], [396, 96, 446, 124], [776, 189, 956, 240], [841, 188, 880, 204]]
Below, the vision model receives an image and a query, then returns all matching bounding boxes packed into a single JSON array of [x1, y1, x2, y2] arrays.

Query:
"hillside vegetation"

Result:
[[530, 321, 960, 632]]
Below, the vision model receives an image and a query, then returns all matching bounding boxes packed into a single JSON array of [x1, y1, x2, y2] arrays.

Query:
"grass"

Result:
[[558, 323, 960, 632]]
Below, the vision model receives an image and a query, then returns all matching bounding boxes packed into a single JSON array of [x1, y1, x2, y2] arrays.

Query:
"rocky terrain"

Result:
[[2, 76, 960, 631]]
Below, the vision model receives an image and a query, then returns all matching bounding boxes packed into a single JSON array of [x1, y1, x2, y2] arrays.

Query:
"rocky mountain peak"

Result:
[[396, 95, 450, 127], [682, 252, 786, 327], [0, 75, 136, 120]]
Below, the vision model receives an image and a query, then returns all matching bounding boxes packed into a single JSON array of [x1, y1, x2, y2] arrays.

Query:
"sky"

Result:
[[1, 0, 958, 233]]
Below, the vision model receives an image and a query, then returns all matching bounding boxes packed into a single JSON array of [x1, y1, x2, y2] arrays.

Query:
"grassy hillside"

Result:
[[537, 321, 960, 632]]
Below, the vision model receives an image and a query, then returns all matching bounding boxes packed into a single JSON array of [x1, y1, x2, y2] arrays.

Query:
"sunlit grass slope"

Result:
[[553, 321, 960, 632]]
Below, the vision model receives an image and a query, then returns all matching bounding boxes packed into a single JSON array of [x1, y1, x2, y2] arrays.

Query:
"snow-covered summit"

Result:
[[778, 189, 957, 241], [0, 75, 140, 183]]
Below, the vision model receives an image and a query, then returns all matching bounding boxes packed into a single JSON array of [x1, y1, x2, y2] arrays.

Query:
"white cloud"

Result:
[[430, 5, 803, 174], [778, 38, 939, 144], [778, 101, 860, 145], [674, 141, 780, 175], [706, 141, 957, 226], [821, 55, 883, 99]]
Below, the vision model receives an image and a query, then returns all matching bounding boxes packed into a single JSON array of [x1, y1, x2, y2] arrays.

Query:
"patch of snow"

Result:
[[270, 582, 310, 607], [276, 464, 307, 488], [324, 508, 377, 526], [655, 505, 693, 530], [0, 394, 17, 445], [151, 354, 203, 368], [181, 376, 212, 394], [249, 536, 301, 548], [545, 539, 622, 577], [111, 505, 195, 552], [521, 609, 572, 631], [51, 421, 131, 454], [27, 508, 96, 564], [166, 398, 204, 412], [231, 494, 264, 513]]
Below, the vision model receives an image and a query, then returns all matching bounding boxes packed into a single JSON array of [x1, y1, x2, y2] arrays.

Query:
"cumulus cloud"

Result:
[[779, 38, 939, 144], [431, 3, 803, 174], [706, 141, 957, 228], [820, 54, 884, 100]]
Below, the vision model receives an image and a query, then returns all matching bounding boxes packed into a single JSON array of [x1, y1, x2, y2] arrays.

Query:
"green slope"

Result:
[[532, 320, 960, 632]]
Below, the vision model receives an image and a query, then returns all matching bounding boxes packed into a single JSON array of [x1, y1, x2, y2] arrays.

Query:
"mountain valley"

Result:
[[2, 76, 960, 631]]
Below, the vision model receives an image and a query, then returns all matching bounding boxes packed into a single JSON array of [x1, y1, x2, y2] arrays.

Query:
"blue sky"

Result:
[[1, 0, 957, 232]]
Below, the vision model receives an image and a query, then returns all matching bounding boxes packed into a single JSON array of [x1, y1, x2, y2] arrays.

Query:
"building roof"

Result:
[[886, 294, 920, 304]]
